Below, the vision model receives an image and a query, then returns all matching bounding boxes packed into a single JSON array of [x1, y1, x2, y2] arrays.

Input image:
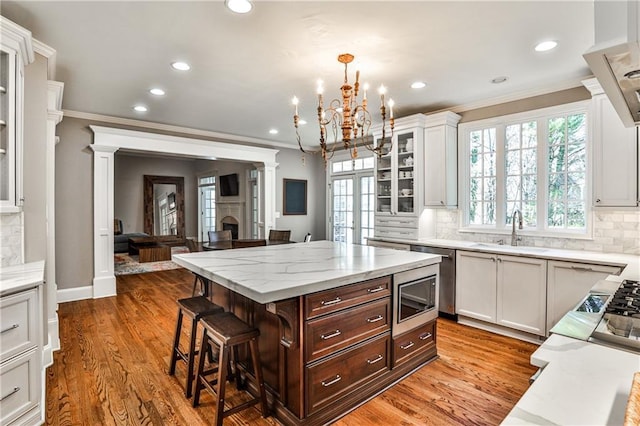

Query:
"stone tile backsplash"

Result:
[[436, 209, 640, 255], [0, 213, 23, 266]]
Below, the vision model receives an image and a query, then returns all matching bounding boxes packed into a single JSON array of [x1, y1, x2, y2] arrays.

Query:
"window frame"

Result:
[[458, 101, 592, 238]]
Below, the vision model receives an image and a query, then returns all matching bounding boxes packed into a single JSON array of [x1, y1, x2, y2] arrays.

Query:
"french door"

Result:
[[199, 176, 216, 241], [330, 174, 374, 245]]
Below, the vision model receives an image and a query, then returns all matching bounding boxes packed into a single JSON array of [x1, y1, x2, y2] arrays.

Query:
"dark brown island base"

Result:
[[173, 241, 441, 425]]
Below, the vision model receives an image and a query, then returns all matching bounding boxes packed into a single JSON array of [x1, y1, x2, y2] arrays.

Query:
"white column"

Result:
[[262, 161, 278, 236], [90, 144, 118, 298], [43, 80, 63, 366]]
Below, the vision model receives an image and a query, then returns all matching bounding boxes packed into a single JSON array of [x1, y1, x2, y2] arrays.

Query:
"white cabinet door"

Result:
[[456, 251, 497, 323], [423, 112, 460, 208], [496, 255, 547, 336], [546, 260, 621, 333], [591, 92, 639, 207]]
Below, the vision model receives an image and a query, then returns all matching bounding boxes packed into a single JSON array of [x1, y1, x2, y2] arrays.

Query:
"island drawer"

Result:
[[305, 333, 390, 415], [392, 320, 436, 367], [305, 298, 391, 362], [304, 275, 391, 319]]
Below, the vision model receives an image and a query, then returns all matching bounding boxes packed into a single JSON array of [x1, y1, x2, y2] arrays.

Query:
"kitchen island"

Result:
[[173, 240, 442, 425]]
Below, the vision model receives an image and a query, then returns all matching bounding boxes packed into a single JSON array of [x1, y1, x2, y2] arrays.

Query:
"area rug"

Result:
[[114, 246, 189, 276]]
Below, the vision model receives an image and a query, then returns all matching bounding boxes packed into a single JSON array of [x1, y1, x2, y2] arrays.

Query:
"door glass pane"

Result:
[[360, 176, 374, 244], [332, 177, 354, 244]]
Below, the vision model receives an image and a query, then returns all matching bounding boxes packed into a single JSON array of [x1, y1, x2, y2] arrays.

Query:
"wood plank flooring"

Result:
[[46, 269, 537, 425]]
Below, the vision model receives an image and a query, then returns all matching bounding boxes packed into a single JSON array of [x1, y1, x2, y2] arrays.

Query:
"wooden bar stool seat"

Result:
[[193, 312, 269, 425], [168, 296, 224, 398]]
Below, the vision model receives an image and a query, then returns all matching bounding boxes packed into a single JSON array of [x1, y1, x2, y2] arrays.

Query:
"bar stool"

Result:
[[168, 296, 224, 398], [193, 312, 269, 425]]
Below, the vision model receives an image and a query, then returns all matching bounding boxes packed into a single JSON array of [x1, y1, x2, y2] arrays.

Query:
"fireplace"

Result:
[[217, 201, 245, 239], [222, 219, 239, 240]]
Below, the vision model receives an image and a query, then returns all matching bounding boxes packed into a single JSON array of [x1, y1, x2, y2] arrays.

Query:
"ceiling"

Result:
[[2, 1, 596, 151]]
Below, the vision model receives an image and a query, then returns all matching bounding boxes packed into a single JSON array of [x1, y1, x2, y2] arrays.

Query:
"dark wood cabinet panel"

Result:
[[305, 298, 391, 362], [392, 320, 436, 367], [305, 333, 390, 415], [304, 276, 391, 320]]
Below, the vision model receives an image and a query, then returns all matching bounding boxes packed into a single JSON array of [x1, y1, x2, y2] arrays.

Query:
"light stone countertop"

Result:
[[172, 240, 441, 304], [501, 333, 640, 425], [0, 260, 45, 297], [367, 237, 640, 280]]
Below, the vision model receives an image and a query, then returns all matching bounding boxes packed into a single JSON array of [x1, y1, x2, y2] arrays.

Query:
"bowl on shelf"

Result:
[[400, 188, 413, 196]]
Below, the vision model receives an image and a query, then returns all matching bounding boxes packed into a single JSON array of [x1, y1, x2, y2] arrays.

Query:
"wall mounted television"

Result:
[[219, 173, 239, 196]]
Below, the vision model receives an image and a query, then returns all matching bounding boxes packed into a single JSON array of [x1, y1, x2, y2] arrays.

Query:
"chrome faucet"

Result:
[[511, 209, 523, 246]]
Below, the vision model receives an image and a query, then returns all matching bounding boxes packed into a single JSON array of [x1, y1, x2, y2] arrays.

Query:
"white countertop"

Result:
[[368, 237, 640, 280], [172, 240, 441, 304], [502, 333, 640, 425], [0, 260, 45, 296]]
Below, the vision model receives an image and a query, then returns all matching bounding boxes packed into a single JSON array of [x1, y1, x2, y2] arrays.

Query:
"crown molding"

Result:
[[0, 16, 35, 64], [437, 77, 590, 115], [33, 39, 57, 80], [63, 109, 300, 151]]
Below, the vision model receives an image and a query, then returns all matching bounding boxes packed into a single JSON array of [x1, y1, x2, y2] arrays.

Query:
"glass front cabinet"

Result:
[[372, 114, 427, 239], [0, 17, 33, 213]]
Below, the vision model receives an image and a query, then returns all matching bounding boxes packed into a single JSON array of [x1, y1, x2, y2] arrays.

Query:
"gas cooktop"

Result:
[[590, 279, 640, 352]]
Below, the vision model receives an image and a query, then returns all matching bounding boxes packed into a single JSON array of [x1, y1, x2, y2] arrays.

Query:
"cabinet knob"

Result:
[[440, 201, 444, 205], [596, 198, 601, 203], [491, 257, 496, 262]]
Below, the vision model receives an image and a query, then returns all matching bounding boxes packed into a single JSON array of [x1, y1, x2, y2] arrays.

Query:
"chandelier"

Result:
[[292, 53, 395, 167]]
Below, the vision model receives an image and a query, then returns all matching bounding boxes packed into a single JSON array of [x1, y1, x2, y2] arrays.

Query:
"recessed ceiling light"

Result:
[[149, 88, 165, 96], [226, 0, 253, 14], [491, 76, 508, 84], [535, 40, 558, 52], [171, 61, 191, 71], [133, 105, 148, 112], [411, 81, 426, 89], [269, 129, 278, 135]]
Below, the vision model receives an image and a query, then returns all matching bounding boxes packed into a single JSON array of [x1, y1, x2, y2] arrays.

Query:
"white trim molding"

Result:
[[89, 126, 279, 298]]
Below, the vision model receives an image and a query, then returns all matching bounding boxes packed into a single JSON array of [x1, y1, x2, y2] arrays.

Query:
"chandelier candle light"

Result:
[[292, 53, 395, 167]]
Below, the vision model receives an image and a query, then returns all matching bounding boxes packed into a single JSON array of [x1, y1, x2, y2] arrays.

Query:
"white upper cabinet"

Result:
[[372, 114, 428, 240], [583, 78, 639, 208], [423, 111, 461, 208], [0, 17, 34, 213]]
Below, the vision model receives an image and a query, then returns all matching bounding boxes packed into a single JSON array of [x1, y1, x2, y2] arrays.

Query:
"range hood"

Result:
[[583, 0, 640, 127]]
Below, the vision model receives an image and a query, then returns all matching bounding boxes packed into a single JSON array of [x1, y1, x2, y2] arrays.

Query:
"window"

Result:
[[461, 102, 589, 235]]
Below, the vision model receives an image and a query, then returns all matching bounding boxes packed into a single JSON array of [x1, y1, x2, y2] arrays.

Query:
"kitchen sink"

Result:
[[470, 243, 548, 253]]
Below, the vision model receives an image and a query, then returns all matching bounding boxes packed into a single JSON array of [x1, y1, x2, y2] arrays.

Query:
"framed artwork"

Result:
[[283, 178, 307, 215]]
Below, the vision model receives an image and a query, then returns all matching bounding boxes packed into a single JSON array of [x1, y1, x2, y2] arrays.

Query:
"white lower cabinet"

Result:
[[0, 287, 42, 426], [456, 251, 547, 336], [546, 260, 621, 334], [366, 240, 411, 251]]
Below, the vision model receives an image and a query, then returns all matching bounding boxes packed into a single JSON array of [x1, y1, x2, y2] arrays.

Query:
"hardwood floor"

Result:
[[46, 269, 537, 425]]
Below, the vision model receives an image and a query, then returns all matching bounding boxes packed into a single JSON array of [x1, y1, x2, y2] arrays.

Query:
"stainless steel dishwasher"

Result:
[[410, 245, 456, 320]]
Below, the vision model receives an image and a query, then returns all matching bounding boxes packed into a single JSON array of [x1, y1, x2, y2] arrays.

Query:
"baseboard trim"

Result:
[[57, 285, 93, 303], [457, 316, 545, 345]]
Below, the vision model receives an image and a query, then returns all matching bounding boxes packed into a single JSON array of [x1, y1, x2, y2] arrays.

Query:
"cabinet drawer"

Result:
[[375, 216, 418, 228], [374, 226, 418, 240], [0, 347, 40, 426], [1, 289, 38, 362], [306, 333, 390, 415], [305, 298, 391, 362], [392, 320, 436, 367], [305, 276, 391, 320]]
